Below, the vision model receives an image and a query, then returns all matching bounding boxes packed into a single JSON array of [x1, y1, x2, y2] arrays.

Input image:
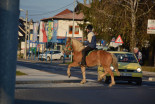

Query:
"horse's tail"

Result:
[[111, 53, 120, 76]]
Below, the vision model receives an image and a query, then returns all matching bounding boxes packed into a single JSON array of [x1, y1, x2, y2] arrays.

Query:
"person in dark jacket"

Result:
[[81, 25, 96, 66], [134, 47, 142, 65]]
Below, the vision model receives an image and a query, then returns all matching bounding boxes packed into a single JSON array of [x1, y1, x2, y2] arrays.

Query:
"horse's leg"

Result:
[[80, 66, 86, 84], [98, 71, 108, 82], [107, 68, 115, 87], [67, 62, 79, 78]]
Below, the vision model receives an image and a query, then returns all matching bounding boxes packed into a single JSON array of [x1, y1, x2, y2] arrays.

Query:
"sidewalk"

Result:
[[16, 65, 81, 83], [16, 65, 102, 88]]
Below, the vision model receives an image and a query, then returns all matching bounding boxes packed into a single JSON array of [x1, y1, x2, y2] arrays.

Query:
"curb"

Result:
[[16, 80, 82, 84]]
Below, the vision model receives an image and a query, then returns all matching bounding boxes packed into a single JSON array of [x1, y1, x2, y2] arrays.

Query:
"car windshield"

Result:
[[114, 53, 138, 63], [44, 51, 51, 54]]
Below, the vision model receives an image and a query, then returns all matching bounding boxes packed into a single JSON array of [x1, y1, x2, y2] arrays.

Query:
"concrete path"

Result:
[[16, 65, 103, 88], [16, 65, 81, 82]]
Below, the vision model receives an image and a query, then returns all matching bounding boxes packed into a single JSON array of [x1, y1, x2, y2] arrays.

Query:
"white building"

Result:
[[40, 9, 84, 49]]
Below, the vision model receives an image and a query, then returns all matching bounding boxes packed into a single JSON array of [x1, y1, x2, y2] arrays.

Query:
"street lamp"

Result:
[[20, 9, 28, 59]]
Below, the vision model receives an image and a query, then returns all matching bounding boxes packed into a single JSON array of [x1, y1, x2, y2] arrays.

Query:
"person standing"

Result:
[[134, 47, 142, 65], [81, 25, 96, 66]]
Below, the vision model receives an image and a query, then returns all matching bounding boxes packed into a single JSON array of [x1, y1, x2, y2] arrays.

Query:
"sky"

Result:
[[20, 0, 85, 22]]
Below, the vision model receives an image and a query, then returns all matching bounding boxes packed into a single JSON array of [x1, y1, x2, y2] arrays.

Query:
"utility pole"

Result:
[[72, 0, 75, 38], [71, 0, 75, 62], [24, 10, 28, 59], [0, 0, 19, 104]]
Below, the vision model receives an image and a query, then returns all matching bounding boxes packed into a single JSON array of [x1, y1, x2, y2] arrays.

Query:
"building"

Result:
[[40, 9, 84, 51], [18, 18, 35, 54]]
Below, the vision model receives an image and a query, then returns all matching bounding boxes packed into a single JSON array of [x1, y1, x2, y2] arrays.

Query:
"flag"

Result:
[[33, 22, 39, 42], [51, 20, 58, 43], [42, 22, 47, 42], [47, 20, 52, 42], [39, 21, 43, 42]]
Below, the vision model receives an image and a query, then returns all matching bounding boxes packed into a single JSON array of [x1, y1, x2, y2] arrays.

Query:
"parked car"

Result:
[[98, 51, 142, 85], [39, 50, 64, 61], [96, 45, 103, 50]]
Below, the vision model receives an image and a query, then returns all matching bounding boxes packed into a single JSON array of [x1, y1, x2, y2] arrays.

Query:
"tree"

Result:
[[78, 0, 155, 52]]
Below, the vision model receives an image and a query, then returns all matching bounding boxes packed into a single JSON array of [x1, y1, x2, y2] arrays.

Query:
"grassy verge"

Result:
[[16, 71, 27, 76], [142, 66, 155, 72], [65, 62, 72, 65]]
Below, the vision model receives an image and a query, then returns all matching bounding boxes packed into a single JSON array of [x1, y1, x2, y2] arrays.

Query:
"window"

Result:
[[69, 26, 73, 34], [54, 51, 61, 54], [75, 26, 79, 34], [69, 25, 79, 34], [114, 53, 138, 63]]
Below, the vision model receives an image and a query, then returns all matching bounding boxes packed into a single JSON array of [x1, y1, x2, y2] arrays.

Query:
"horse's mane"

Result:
[[71, 38, 84, 52]]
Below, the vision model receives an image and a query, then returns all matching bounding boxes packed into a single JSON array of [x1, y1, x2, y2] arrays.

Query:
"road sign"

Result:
[[115, 35, 123, 44], [147, 19, 155, 34], [111, 37, 115, 42]]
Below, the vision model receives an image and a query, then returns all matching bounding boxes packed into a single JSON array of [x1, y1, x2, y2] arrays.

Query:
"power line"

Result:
[[29, 2, 74, 16]]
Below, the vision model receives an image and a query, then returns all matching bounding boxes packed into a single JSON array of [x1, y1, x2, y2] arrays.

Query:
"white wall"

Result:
[[57, 20, 83, 38]]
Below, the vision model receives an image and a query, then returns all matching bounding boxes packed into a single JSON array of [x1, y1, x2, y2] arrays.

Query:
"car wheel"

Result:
[[105, 76, 110, 84], [47, 56, 51, 61], [136, 78, 142, 85], [60, 56, 64, 60]]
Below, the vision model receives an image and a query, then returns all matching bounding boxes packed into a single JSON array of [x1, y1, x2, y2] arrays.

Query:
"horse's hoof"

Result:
[[109, 82, 115, 87], [80, 80, 86, 84], [67, 73, 71, 78], [68, 75, 71, 78], [109, 84, 112, 87], [98, 77, 103, 82], [80, 81, 84, 84], [98, 78, 102, 82]]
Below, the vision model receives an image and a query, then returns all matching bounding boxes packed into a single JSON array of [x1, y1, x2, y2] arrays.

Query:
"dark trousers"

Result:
[[81, 46, 94, 65]]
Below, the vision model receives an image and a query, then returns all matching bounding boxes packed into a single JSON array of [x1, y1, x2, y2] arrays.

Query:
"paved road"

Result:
[[15, 86, 155, 104], [15, 60, 155, 104], [16, 60, 155, 84]]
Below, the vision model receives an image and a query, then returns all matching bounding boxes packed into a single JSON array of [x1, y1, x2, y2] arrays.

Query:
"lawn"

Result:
[[16, 71, 27, 76], [142, 66, 155, 72]]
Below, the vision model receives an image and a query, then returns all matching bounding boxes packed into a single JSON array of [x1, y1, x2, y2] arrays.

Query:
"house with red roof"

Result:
[[40, 9, 84, 47]]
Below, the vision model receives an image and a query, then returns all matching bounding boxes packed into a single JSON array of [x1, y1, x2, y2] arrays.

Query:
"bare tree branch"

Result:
[[124, 0, 132, 5], [137, 5, 154, 18], [135, 0, 138, 13], [121, 4, 132, 11], [95, 8, 125, 19]]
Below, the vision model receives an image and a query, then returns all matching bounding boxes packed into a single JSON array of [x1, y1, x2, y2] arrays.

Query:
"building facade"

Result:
[[40, 9, 84, 51]]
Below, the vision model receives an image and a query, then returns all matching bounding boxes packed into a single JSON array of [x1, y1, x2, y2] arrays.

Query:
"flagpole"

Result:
[[24, 10, 28, 59]]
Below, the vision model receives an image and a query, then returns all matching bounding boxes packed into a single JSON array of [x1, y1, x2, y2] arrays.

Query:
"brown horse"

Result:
[[64, 37, 120, 87]]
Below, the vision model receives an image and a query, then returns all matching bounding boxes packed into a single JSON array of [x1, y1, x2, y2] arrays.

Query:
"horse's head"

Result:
[[63, 37, 84, 55], [64, 37, 73, 55]]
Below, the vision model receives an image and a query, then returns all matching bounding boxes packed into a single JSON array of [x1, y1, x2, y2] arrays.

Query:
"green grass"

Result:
[[142, 66, 155, 72], [64, 62, 72, 65], [16, 71, 27, 76]]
